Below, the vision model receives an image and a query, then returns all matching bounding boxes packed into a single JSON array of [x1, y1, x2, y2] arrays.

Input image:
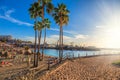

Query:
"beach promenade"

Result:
[[40, 55, 120, 80]]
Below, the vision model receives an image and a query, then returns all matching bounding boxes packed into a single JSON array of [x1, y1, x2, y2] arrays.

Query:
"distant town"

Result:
[[0, 35, 100, 51]]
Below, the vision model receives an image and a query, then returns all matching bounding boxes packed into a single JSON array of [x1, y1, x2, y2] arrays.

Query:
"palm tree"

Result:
[[38, 0, 54, 60], [28, 2, 41, 67], [42, 18, 51, 60], [52, 3, 70, 62], [36, 21, 43, 66], [38, 0, 54, 16]]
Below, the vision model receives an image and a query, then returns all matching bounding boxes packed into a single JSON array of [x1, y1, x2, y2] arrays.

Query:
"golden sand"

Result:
[[40, 55, 120, 80]]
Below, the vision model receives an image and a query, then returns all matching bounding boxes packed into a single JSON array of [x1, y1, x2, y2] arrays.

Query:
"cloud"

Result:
[[22, 34, 88, 45], [62, 29, 78, 35], [0, 8, 33, 26], [48, 35, 72, 40], [75, 34, 88, 39], [48, 34, 88, 40], [96, 26, 103, 29], [46, 34, 88, 45], [46, 35, 72, 44], [5, 9, 14, 17], [50, 28, 78, 35], [21, 36, 35, 42], [50, 28, 59, 32]]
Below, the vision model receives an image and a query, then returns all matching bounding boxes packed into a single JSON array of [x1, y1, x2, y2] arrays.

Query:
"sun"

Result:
[[96, 14, 120, 48], [104, 13, 120, 48], [94, 1, 120, 48], [105, 27, 120, 48]]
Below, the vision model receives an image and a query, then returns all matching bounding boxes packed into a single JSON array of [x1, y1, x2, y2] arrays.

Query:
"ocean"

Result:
[[39, 49, 120, 57]]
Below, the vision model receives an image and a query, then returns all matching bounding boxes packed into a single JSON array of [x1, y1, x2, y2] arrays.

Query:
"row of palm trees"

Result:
[[28, 0, 69, 67]]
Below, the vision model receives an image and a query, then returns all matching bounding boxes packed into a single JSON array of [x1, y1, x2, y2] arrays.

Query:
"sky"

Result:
[[0, 0, 120, 48]]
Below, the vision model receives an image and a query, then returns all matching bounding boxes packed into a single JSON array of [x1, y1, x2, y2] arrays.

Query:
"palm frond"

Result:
[[46, 3, 54, 14], [52, 3, 69, 27], [43, 18, 51, 29]]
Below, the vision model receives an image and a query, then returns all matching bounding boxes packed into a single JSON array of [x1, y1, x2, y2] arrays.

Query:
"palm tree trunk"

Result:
[[57, 40, 59, 49], [59, 15, 63, 62], [61, 26, 63, 59], [41, 4, 45, 60], [34, 20, 37, 67], [59, 26, 62, 62], [36, 30, 42, 67], [38, 31, 40, 53], [36, 31, 39, 67], [42, 28, 46, 60], [39, 30, 42, 60], [59, 26, 61, 61]]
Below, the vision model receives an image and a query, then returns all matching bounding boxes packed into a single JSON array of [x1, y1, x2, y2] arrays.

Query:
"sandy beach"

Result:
[[1, 0, 120, 80], [1, 51, 120, 80], [39, 55, 120, 80]]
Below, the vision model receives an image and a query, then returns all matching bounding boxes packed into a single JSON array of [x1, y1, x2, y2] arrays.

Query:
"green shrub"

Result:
[[24, 46, 29, 50], [112, 61, 120, 66]]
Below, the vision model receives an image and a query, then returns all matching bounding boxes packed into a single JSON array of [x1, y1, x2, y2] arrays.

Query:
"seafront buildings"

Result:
[[0, 35, 12, 41], [0, 35, 100, 50]]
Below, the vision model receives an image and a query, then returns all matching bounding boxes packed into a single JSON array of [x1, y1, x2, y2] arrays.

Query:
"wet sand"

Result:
[[40, 55, 120, 80]]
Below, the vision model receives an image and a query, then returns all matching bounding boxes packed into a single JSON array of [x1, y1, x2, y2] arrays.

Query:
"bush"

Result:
[[112, 61, 120, 67], [0, 51, 2, 56], [4, 52, 8, 58], [24, 46, 29, 50]]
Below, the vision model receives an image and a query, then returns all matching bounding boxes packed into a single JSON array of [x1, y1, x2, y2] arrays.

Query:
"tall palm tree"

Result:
[[36, 21, 43, 66], [38, 0, 54, 60], [52, 3, 70, 62], [42, 18, 51, 60], [28, 2, 41, 67]]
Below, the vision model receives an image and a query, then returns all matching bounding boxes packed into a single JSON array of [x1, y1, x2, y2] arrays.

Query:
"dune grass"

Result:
[[112, 61, 120, 67]]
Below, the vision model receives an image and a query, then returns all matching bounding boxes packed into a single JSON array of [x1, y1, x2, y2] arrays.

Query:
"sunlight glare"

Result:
[[104, 12, 120, 48]]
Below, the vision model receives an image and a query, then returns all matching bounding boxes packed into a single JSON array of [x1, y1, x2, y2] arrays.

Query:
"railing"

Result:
[[62, 51, 120, 60]]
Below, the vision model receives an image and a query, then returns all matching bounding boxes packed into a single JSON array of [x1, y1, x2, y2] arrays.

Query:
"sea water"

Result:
[[39, 49, 120, 58]]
